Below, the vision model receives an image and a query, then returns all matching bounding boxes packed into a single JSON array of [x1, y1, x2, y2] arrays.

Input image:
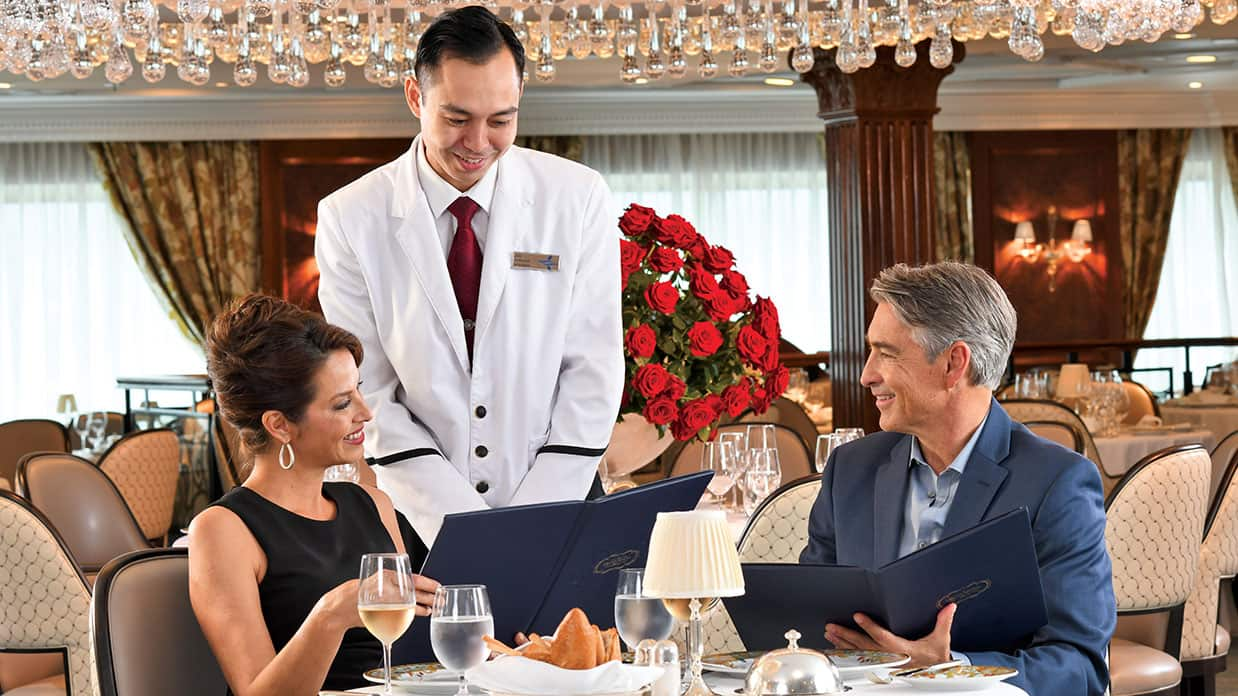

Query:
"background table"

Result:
[[1161, 404, 1238, 443], [1094, 428, 1217, 477]]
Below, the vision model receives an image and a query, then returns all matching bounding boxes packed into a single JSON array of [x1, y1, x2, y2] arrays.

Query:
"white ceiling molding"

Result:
[[0, 86, 1235, 142]]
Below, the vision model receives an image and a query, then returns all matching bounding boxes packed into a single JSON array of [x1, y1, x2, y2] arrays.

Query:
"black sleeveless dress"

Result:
[[212, 482, 429, 691]]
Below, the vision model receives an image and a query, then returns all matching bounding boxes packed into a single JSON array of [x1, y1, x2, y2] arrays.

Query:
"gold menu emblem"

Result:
[[937, 579, 992, 609], [593, 549, 640, 575]]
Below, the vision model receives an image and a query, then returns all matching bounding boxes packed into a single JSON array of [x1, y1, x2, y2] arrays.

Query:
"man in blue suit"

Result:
[[801, 262, 1115, 696]]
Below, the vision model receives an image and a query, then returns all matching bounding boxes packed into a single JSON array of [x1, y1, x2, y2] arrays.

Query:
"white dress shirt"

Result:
[[415, 141, 499, 257]]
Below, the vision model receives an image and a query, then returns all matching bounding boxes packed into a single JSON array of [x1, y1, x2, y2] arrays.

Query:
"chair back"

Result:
[[92, 548, 228, 696], [0, 490, 94, 696], [66, 412, 124, 451], [1121, 381, 1161, 425], [1182, 449, 1238, 661], [0, 418, 69, 489], [737, 397, 819, 455], [97, 429, 181, 542], [17, 453, 150, 574], [1105, 444, 1210, 657], [669, 423, 812, 482], [1025, 421, 1084, 454], [1212, 431, 1238, 503], [1002, 399, 1113, 484], [213, 416, 245, 492]]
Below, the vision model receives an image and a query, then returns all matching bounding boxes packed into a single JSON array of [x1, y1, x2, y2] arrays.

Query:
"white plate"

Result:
[[897, 665, 1018, 691], [701, 649, 909, 676], [363, 662, 459, 684]]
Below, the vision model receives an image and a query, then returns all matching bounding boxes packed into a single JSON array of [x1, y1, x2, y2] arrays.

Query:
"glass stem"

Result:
[[383, 641, 393, 695], [458, 673, 468, 696]]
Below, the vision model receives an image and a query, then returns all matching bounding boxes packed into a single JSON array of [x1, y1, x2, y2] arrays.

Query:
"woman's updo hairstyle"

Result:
[[206, 293, 363, 453]]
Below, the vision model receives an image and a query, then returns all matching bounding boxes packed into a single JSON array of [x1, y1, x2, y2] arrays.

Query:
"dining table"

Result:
[[1161, 402, 1238, 442], [1093, 427, 1217, 477]]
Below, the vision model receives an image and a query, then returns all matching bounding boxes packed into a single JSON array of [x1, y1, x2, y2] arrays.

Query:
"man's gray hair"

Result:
[[869, 262, 1017, 390]]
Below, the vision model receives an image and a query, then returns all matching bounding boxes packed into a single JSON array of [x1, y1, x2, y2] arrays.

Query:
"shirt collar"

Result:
[[416, 140, 499, 219], [909, 413, 989, 477]]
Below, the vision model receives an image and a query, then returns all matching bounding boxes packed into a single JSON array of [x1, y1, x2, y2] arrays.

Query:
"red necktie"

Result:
[[447, 196, 483, 365]]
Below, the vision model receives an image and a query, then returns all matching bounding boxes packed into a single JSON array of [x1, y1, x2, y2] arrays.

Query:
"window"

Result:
[[0, 142, 204, 422], [1135, 128, 1238, 394], [582, 132, 830, 353]]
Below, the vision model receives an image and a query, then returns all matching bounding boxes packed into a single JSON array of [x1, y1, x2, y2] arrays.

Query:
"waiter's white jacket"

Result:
[[315, 138, 624, 544]]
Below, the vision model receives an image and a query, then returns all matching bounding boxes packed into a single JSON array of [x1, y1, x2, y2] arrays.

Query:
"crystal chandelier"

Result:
[[0, 0, 1233, 87]]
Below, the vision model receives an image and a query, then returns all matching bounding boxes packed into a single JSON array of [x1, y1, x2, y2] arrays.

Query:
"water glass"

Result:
[[834, 427, 865, 445], [814, 433, 841, 473], [71, 413, 90, 452], [746, 424, 776, 451], [702, 441, 735, 501], [358, 553, 416, 695], [431, 585, 493, 696], [87, 411, 107, 451], [743, 449, 781, 514], [614, 568, 675, 650]]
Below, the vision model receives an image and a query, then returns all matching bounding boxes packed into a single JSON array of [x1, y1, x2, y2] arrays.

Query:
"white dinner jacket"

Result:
[[315, 138, 624, 544]]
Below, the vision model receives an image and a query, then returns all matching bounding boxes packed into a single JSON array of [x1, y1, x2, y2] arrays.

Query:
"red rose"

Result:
[[687, 322, 724, 357], [632, 363, 671, 398], [721, 270, 749, 296], [644, 281, 679, 314], [662, 374, 687, 401], [762, 340, 782, 372], [753, 297, 780, 339], [648, 246, 684, 273], [728, 289, 753, 313], [751, 386, 772, 414], [721, 383, 753, 417], [704, 291, 747, 322], [620, 204, 657, 236], [643, 396, 677, 426], [764, 364, 790, 397], [680, 397, 717, 432], [653, 214, 701, 250], [624, 324, 657, 359], [736, 325, 769, 367], [688, 265, 722, 301], [670, 417, 698, 441], [701, 245, 735, 274], [702, 393, 724, 417], [683, 234, 708, 260], [620, 239, 645, 276]]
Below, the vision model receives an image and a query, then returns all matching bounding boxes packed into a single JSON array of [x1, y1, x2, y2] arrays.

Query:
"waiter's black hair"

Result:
[[414, 6, 525, 88]]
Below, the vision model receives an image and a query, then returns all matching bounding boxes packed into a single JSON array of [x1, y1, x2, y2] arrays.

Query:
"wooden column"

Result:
[[800, 42, 960, 433]]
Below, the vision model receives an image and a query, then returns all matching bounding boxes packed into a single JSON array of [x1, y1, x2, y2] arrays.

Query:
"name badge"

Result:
[[512, 251, 560, 271]]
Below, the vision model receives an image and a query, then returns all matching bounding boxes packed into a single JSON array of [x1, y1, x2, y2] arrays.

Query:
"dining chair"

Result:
[[212, 416, 245, 492], [1180, 445, 1238, 696], [96, 429, 181, 544], [91, 548, 228, 696], [0, 490, 94, 696], [1024, 420, 1085, 454], [1211, 431, 1238, 504], [1002, 399, 1112, 490], [669, 423, 813, 483], [1122, 380, 1162, 425], [0, 418, 69, 493], [1106, 444, 1211, 696], [16, 453, 150, 578], [736, 397, 820, 455], [703, 474, 824, 655]]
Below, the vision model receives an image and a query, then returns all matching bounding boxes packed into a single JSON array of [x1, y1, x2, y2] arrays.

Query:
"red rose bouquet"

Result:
[[618, 204, 787, 442]]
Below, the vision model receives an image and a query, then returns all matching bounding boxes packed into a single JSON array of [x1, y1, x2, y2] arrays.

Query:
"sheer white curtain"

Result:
[[1135, 128, 1238, 393], [582, 132, 830, 352], [0, 142, 204, 422]]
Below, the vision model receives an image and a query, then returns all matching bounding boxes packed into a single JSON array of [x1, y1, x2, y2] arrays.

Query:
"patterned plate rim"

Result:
[[701, 649, 910, 673], [362, 662, 456, 684], [901, 665, 1018, 680]]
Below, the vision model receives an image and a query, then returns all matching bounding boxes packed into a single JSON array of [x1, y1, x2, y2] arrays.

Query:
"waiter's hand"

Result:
[[825, 603, 956, 668]]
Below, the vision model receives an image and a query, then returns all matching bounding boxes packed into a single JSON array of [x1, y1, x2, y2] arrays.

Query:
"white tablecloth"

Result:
[[1094, 429, 1217, 477], [704, 670, 1029, 695], [1161, 405, 1238, 443]]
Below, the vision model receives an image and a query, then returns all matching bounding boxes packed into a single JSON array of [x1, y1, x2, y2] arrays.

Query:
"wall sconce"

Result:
[[1011, 211, 1094, 292]]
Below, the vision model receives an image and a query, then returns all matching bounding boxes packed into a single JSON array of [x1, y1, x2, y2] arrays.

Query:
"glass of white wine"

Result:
[[431, 585, 493, 696], [358, 553, 416, 696]]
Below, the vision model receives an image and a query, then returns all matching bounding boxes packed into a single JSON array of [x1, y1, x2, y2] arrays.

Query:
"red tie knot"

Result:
[[448, 196, 480, 226]]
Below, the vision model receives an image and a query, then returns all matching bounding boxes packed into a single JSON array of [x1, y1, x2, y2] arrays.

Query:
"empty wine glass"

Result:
[[614, 568, 675, 650], [358, 553, 416, 696], [702, 441, 735, 503], [431, 585, 493, 696], [87, 411, 107, 452], [814, 433, 842, 473], [746, 424, 776, 451], [72, 413, 90, 453], [324, 461, 361, 483], [834, 427, 865, 444], [743, 448, 781, 514]]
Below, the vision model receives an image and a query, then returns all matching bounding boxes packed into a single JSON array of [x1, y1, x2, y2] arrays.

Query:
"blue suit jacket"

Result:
[[800, 399, 1116, 696]]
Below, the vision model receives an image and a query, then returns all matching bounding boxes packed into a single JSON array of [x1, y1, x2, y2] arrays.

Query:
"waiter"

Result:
[[315, 6, 623, 544]]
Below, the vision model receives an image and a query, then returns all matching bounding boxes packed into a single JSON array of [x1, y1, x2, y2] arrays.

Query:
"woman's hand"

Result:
[[311, 579, 365, 636], [412, 574, 440, 617]]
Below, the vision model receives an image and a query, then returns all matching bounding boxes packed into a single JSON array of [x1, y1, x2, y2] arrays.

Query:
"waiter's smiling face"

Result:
[[405, 49, 522, 192]]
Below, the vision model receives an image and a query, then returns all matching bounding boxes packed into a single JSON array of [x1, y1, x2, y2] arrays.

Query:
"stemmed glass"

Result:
[[614, 568, 675, 650], [833, 427, 865, 444], [358, 553, 417, 696], [814, 433, 840, 473], [746, 424, 776, 451], [324, 461, 361, 483], [87, 411, 107, 452], [718, 433, 747, 512], [743, 448, 781, 514], [72, 413, 91, 453], [702, 441, 735, 504], [431, 585, 493, 696]]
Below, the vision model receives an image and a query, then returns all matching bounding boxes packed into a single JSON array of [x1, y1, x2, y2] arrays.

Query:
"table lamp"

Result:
[[643, 510, 745, 696], [1057, 363, 1091, 400]]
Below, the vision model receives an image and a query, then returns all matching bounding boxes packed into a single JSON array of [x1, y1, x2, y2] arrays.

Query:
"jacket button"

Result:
[[475, 405, 487, 418], [475, 481, 490, 494], [475, 445, 488, 458]]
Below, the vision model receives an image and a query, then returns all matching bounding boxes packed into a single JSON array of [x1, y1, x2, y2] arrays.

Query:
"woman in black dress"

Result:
[[189, 294, 440, 695]]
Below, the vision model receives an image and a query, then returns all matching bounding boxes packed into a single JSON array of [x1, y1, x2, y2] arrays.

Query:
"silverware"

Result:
[[866, 659, 964, 685]]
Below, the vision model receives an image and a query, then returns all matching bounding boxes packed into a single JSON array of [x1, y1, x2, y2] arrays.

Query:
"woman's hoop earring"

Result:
[[278, 442, 296, 470]]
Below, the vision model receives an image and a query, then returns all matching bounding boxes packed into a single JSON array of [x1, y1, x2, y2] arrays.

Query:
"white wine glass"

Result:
[[431, 585, 493, 696], [358, 553, 416, 696], [614, 568, 675, 650]]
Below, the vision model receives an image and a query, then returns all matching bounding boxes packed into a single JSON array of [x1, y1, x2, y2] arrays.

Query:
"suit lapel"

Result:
[[874, 437, 913, 567], [942, 400, 1012, 536], [474, 151, 532, 345], [389, 138, 470, 373]]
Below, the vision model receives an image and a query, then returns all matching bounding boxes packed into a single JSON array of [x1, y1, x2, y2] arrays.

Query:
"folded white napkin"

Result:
[[466, 657, 664, 696]]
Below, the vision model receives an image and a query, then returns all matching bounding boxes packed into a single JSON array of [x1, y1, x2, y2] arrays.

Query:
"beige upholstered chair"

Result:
[[1001, 399, 1115, 491], [1024, 421, 1084, 454], [1121, 381, 1161, 426], [212, 416, 244, 492], [1181, 448, 1238, 695], [737, 397, 820, 454], [704, 475, 823, 654], [0, 490, 94, 696], [16, 453, 150, 576], [1106, 444, 1211, 696], [1211, 431, 1238, 504], [0, 419, 69, 492], [92, 548, 228, 696], [97, 429, 181, 544], [670, 423, 812, 483]]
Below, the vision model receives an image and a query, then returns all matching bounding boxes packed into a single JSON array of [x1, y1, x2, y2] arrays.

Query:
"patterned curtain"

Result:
[[1117, 129, 1192, 339], [933, 131, 974, 263], [88, 142, 262, 346], [1223, 127, 1238, 213], [515, 135, 583, 162]]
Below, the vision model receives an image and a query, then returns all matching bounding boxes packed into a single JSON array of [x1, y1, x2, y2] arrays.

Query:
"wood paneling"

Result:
[[969, 130, 1124, 348], [258, 139, 409, 311]]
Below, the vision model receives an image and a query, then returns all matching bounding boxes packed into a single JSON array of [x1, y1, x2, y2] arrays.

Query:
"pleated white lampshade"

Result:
[[1057, 363, 1092, 399], [643, 510, 745, 599]]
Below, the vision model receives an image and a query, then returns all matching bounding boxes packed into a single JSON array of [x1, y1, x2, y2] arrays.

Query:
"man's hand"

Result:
[[824, 603, 956, 668]]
